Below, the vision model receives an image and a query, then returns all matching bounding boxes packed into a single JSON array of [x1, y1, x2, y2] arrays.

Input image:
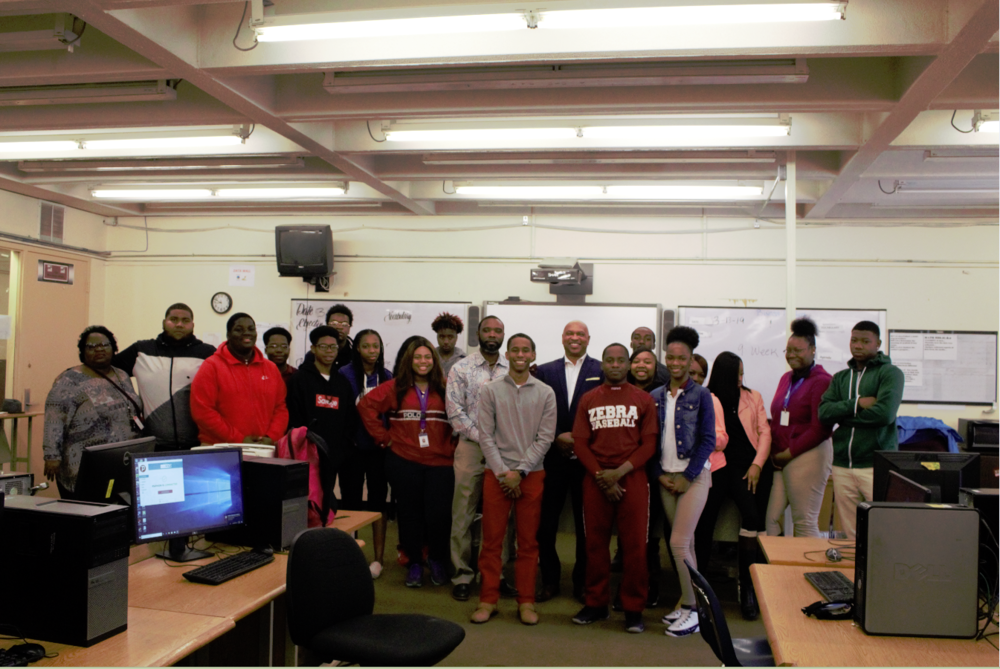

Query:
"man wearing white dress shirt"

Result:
[[533, 321, 604, 602]]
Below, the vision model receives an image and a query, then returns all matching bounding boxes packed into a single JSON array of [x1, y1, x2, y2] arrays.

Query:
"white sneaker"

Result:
[[369, 561, 383, 579], [661, 608, 686, 624], [665, 609, 699, 637]]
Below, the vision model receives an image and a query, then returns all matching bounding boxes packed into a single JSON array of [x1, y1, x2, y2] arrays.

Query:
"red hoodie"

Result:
[[190, 343, 288, 445]]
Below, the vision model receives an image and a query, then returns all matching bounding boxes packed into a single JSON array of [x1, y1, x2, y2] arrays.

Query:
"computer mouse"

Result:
[[825, 548, 842, 562], [257, 547, 274, 557], [9, 643, 45, 663]]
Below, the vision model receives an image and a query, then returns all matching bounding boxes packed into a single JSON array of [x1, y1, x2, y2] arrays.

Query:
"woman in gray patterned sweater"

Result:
[[43, 325, 144, 498]]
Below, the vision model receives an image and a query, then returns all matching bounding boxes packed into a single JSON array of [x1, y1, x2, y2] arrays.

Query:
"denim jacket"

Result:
[[649, 378, 716, 482]]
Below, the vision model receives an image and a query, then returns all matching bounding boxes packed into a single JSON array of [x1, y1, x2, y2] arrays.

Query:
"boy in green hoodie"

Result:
[[818, 321, 904, 539]]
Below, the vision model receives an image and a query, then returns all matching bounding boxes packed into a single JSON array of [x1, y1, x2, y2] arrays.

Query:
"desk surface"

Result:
[[758, 535, 856, 568], [15, 608, 234, 667], [129, 552, 288, 621], [332, 510, 381, 534], [12, 552, 288, 667], [751, 564, 998, 667]]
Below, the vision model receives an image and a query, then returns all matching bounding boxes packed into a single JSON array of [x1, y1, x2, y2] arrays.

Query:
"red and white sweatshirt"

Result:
[[358, 379, 455, 467], [572, 382, 659, 474]]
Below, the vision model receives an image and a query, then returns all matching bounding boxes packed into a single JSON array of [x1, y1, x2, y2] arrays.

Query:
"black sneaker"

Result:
[[625, 611, 645, 634], [572, 605, 610, 625]]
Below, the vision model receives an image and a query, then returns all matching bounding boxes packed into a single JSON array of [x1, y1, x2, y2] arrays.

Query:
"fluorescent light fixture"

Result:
[[606, 185, 764, 199], [455, 184, 764, 200], [17, 157, 306, 172], [92, 185, 347, 201], [585, 124, 789, 139], [895, 181, 998, 195], [383, 119, 789, 143], [972, 110, 999, 133], [456, 186, 605, 199], [92, 189, 213, 200], [84, 136, 243, 150], [0, 140, 80, 153], [0, 80, 176, 107], [385, 128, 579, 142], [253, 3, 846, 42], [536, 3, 846, 29], [923, 148, 998, 161], [254, 13, 525, 42], [215, 187, 345, 199], [0, 125, 251, 157]]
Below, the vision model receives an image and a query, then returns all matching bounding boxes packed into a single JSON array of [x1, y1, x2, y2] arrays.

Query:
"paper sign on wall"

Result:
[[229, 265, 255, 287]]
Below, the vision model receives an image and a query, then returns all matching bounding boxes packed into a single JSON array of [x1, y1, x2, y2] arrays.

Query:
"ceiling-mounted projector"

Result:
[[530, 259, 587, 285]]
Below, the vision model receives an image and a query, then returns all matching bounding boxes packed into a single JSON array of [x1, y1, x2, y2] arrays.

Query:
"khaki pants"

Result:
[[450, 438, 512, 585], [831, 465, 874, 540]]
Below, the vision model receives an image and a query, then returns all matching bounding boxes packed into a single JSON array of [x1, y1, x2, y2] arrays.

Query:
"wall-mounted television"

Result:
[[275, 225, 334, 278]]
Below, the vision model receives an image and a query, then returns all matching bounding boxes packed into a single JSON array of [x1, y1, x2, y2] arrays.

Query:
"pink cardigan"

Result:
[[738, 388, 771, 469], [709, 394, 728, 472]]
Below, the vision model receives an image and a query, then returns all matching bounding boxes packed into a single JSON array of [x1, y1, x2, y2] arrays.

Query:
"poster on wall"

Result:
[[37, 260, 74, 284]]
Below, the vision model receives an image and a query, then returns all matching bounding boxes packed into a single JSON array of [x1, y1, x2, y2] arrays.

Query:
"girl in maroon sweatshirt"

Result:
[[359, 337, 454, 589]]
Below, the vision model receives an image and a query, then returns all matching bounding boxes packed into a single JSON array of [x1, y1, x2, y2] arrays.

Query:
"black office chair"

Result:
[[287, 528, 466, 666], [685, 560, 774, 667]]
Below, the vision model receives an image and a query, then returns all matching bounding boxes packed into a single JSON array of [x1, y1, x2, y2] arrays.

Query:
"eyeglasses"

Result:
[[315, 344, 339, 352], [85, 343, 112, 351], [265, 344, 289, 351]]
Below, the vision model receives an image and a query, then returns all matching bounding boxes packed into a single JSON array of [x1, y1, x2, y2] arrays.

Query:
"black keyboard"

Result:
[[183, 551, 275, 585], [804, 570, 855, 602]]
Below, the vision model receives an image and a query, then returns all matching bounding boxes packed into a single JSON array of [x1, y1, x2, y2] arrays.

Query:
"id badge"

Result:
[[780, 410, 790, 427], [418, 432, 430, 448], [133, 415, 145, 431]]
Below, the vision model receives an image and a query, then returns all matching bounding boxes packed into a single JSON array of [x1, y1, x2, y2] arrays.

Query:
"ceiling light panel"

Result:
[[535, 3, 846, 30], [252, 3, 846, 42], [452, 183, 766, 200]]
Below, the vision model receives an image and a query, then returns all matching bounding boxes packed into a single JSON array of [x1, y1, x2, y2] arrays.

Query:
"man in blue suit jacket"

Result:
[[534, 321, 604, 602]]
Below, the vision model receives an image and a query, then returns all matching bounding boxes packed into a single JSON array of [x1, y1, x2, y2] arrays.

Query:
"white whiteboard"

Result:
[[484, 302, 660, 367], [889, 330, 998, 405], [678, 307, 888, 414], [289, 299, 470, 371]]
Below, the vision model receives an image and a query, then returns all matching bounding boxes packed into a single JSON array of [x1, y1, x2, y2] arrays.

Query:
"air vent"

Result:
[[40, 202, 65, 243]]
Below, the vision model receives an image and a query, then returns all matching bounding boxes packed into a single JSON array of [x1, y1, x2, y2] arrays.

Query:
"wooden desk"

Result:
[[332, 510, 381, 534], [751, 564, 998, 666], [10, 608, 235, 667], [0, 410, 43, 473], [758, 535, 856, 568], [129, 553, 287, 620], [10, 552, 288, 667]]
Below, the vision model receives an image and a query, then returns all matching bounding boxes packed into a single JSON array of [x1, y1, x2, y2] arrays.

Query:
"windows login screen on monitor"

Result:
[[133, 448, 245, 561]]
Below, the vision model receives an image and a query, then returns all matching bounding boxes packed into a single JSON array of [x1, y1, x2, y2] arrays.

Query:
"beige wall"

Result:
[[0, 189, 997, 437], [97, 213, 999, 430]]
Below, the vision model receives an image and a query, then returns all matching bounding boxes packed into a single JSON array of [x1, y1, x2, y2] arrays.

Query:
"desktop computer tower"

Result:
[[959, 487, 998, 599], [854, 502, 979, 638], [209, 456, 308, 550], [0, 496, 130, 646], [0, 471, 33, 497]]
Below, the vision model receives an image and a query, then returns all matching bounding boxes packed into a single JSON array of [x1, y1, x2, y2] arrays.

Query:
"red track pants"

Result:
[[582, 468, 649, 613]]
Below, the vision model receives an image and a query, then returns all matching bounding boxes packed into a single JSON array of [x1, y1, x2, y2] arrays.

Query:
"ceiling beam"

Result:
[[805, 0, 1000, 218], [63, 0, 434, 215]]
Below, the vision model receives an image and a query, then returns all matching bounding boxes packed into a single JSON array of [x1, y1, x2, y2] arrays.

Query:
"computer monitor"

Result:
[[75, 436, 156, 505], [131, 448, 246, 562], [883, 470, 932, 503], [873, 450, 980, 504]]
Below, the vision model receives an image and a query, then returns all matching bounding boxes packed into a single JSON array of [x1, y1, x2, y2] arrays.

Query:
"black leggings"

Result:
[[384, 449, 453, 567], [339, 447, 388, 513], [693, 460, 772, 569]]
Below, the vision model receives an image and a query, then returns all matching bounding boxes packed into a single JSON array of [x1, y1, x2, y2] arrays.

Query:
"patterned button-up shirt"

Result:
[[445, 351, 509, 443]]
